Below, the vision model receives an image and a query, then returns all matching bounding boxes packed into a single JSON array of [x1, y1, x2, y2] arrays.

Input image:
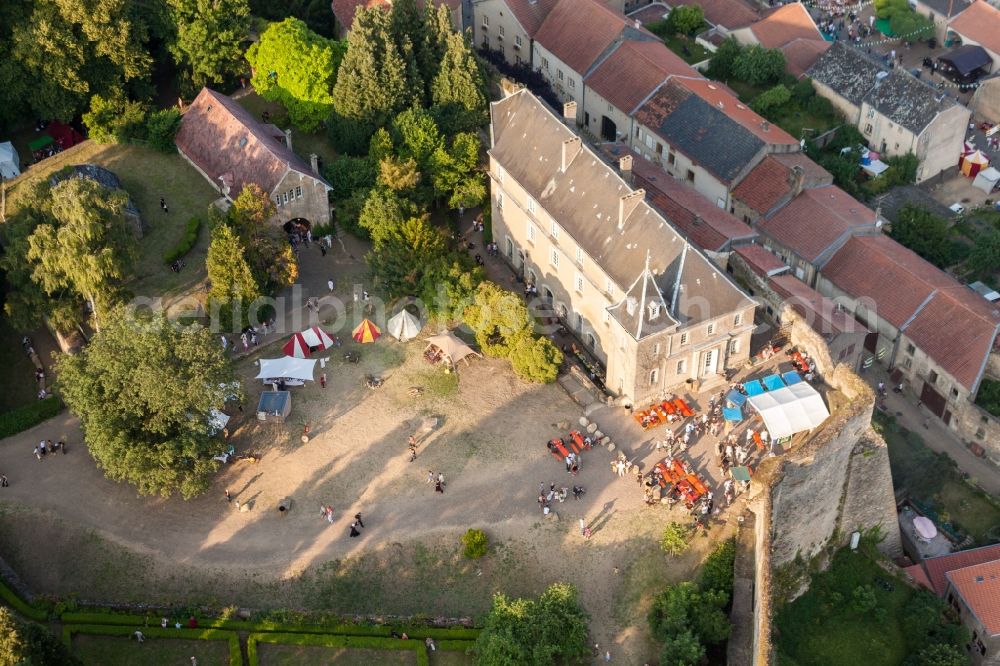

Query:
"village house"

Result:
[[948, 0, 1000, 72], [489, 89, 756, 403], [913, 0, 970, 42], [175, 88, 333, 227], [807, 42, 971, 183], [472, 0, 556, 67], [730, 2, 830, 77], [331, 0, 463, 38], [729, 152, 834, 225]]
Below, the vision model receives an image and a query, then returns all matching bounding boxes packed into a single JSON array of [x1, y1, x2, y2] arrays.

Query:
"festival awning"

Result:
[[283, 326, 335, 358], [352, 319, 381, 343], [255, 357, 317, 382], [747, 381, 830, 439]]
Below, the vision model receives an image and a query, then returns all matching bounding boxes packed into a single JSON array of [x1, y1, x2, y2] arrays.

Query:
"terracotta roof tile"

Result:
[[534, 0, 632, 75], [904, 563, 934, 592], [921, 544, 1000, 597], [585, 40, 699, 115], [781, 38, 832, 78], [502, 0, 559, 37], [946, 560, 1000, 635], [732, 153, 832, 215], [769, 273, 868, 336], [751, 3, 823, 48], [758, 185, 876, 262], [949, 1, 1000, 57], [627, 2, 670, 25], [175, 88, 327, 199], [734, 244, 789, 277], [698, 0, 761, 29]]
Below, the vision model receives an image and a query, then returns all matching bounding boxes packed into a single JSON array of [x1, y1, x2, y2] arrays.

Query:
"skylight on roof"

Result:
[[239, 137, 248, 148]]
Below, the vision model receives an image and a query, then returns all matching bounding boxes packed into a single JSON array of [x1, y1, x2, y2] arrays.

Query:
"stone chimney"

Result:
[[618, 189, 645, 231], [310, 153, 320, 175], [284, 128, 292, 151], [788, 164, 805, 198], [561, 136, 582, 172], [562, 100, 577, 125], [619, 154, 634, 185]]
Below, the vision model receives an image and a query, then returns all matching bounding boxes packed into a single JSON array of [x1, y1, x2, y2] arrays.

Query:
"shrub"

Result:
[[461, 528, 489, 559], [751, 84, 792, 114], [509, 334, 562, 384], [732, 45, 786, 86], [0, 396, 64, 441], [0, 577, 49, 622], [146, 109, 182, 152], [851, 584, 878, 613], [164, 216, 203, 264], [667, 5, 705, 36], [82, 93, 148, 145], [660, 521, 691, 556], [699, 538, 736, 596]]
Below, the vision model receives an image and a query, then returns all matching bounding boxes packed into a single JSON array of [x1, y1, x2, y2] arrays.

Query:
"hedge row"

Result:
[[62, 624, 241, 665], [247, 632, 441, 666], [164, 216, 202, 264], [0, 576, 48, 622], [0, 396, 64, 440]]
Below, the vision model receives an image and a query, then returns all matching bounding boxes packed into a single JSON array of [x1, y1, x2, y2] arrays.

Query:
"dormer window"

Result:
[[625, 297, 638, 316], [648, 302, 660, 320]]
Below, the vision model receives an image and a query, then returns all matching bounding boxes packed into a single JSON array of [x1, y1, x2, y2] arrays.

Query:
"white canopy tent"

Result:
[[973, 166, 1000, 193], [0, 141, 20, 179], [207, 409, 231, 435], [255, 357, 316, 382], [425, 332, 481, 365], [387, 310, 423, 342], [746, 381, 830, 439]]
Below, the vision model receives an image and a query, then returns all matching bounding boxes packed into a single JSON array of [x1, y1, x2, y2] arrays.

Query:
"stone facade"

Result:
[[473, 0, 534, 67], [269, 166, 333, 227]]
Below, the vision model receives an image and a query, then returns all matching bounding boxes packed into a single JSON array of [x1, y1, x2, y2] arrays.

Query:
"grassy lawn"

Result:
[[72, 634, 230, 666], [3, 140, 218, 298], [236, 92, 338, 168], [662, 34, 710, 65], [257, 644, 417, 665], [775, 549, 912, 666], [0, 317, 39, 412], [428, 651, 476, 666], [726, 79, 840, 140], [873, 413, 1000, 545]]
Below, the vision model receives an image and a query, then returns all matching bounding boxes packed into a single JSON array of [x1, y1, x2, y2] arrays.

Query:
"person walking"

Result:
[[160, 197, 168, 213], [327, 278, 335, 293], [427, 470, 434, 484], [320, 373, 327, 389], [326, 506, 334, 523], [33, 446, 41, 461], [134, 630, 145, 642], [434, 480, 444, 493], [225, 489, 231, 503], [437, 472, 445, 486], [579, 518, 586, 536], [1, 475, 7, 487], [354, 512, 364, 528]]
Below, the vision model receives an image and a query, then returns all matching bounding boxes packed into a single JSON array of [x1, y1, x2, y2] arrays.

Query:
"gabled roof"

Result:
[[600, 143, 757, 252], [917, 0, 970, 17], [946, 560, 1000, 635], [732, 153, 832, 215], [698, 0, 760, 29], [585, 40, 699, 116], [949, 1, 1000, 56], [808, 43, 960, 134], [734, 244, 789, 277], [676, 78, 799, 145], [758, 185, 876, 263], [919, 544, 1000, 596], [495, 0, 559, 37], [175, 88, 329, 199], [608, 259, 678, 340], [534, 0, 642, 75], [781, 38, 832, 78], [750, 3, 823, 48], [635, 81, 767, 185], [769, 274, 868, 337], [490, 90, 754, 331]]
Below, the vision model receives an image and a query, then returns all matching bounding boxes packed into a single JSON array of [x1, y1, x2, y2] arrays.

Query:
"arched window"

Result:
[[649, 368, 659, 386]]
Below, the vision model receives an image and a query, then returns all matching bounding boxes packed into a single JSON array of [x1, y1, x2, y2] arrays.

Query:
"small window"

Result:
[[864, 123, 873, 135], [526, 223, 534, 243], [686, 170, 695, 183], [729, 339, 740, 354], [497, 192, 503, 209], [603, 310, 610, 325], [275, 196, 282, 207], [928, 370, 938, 385], [482, 15, 489, 26], [497, 167, 505, 183], [576, 246, 584, 265], [867, 107, 876, 119], [557, 69, 564, 81], [499, 25, 504, 36], [655, 142, 663, 155], [608, 103, 613, 113], [680, 332, 688, 345], [904, 357, 913, 369], [527, 197, 536, 213], [605, 278, 614, 297], [282, 192, 289, 204], [648, 302, 660, 320], [568, 78, 575, 89], [550, 249, 559, 268], [239, 137, 248, 148], [542, 57, 549, 70], [707, 323, 715, 335], [649, 368, 659, 386], [515, 35, 522, 46], [550, 221, 559, 240], [574, 273, 584, 293], [950, 388, 959, 399], [676, 359, 685, 374], [653, 343, 661, 356], [667, 151, 675, 165], [295, 186, 302, 199], [906, 343, 915, 355], [734, 312, 743, 326]]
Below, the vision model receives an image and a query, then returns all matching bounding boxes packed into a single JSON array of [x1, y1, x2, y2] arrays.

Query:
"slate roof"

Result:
[[734, 244, 789, 277], [676, 78, 799, 145], [781, 38, 831, 78], [949, 1, 1000, 56], [758, 185, 876, 262], [820, 234, 1000, 390], [917, 0, 970, 17], [534, 0, 650, 75], [490, 90, 754, 335], [585, 40, 699, 116], [917, 544, 1000, 597], [807, 42, 959, 134], [635, 81, 767, 185], [49, 164, 141, 217], [175, 88, 329, 199], [769, 274, 868, 337], [876, 185, 956, 223], [731, 152, 832, 215], [750, 3, 823, 48], [946, 560, 1000, 635]]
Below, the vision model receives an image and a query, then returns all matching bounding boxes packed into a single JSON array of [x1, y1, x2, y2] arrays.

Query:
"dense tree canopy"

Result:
[[889, 205, 957, 269], [431, 31, 488, 133], [732, 45, 786, 86], [207, 222, 261, 331], [0, 607, 82, 666], [57, 306, 237, 498], [168, 0, 251, 87]]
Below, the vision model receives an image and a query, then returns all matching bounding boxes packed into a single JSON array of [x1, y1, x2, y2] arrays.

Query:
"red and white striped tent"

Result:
[[283, 326, 335, 358]]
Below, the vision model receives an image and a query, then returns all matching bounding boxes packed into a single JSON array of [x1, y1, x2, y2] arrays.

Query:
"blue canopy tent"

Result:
[[782, 371, 803, 385], [724, 390, 747, 423], [763, 374, 785, 391], [744, 379, 765, 397]]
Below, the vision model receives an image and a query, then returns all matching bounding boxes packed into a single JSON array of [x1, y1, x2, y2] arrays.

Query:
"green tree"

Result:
[[387, 0, 426, 105], [906, 643, 968, 666], [706, 36, 742, 80], [145, 108, 183, 152], [246, 18, 346, 131], [661, 630, 705, 666], [751, 83, 792, 115], [368, 216, 448, 296], [648, 582, 731, 646], [227, 183, 275, 277], [889, 205, 955, 268], [851, 584, 878, 613], [461, 528, 489, 559], [57, 306, 237, 499], [358, 187, 420, 249], [966, 228, 1000, 280], [890, 10, 934, 41], [323, 154, 377, 199], [250, 0, 336, 39], [169, 0, 251, 87], [463, 282, 533, 357], [509, 334, 562, 383], [733, 45, 786, 86], [0, 607, 26, 665], [668, 5, 705, 35], [699, 538, 736, 596], [0, 607, 82, 666], [378, 156, 422, 193], [82, 92, 149, 144], [430, 132, 484, 208], [418, 257, 483, 319], [392, 107, 445, 172], [420, 2, 453, 92], [207, 223, 261, 331], [27, 178, 138, 330], [660, 521, 691, 556], [475, 583, 590, 666], [431, 31, 488, 133]]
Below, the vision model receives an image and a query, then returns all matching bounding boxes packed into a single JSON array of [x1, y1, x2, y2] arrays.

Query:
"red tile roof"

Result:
[[502, 0, 559, 37], [750, 3, 823, 48], [732, 153, 832, 215], [627, 2, 670, 25], [585, 40, 700, 115], [699, 0, 761, 29], [782, 38, 832, 78], [175, 88, 326, 199], [920, 544, 1000, 597], [905, 563, 934, 591], [534, 0, 630, 75], [949, 1, 1000, 57], [769, 273, 868, 336], [734, 244, 789, 277], [946, 560, 1000, 635], [758, 185, 875, 262], [676, 78, 799, 145]]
